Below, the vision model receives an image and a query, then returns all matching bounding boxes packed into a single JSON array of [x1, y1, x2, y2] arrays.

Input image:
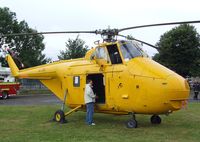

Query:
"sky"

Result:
[[1, 0, 200, 60]]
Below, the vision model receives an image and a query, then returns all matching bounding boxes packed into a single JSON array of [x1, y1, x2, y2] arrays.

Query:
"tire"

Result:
[[125, 119, 138, 128], [53, 110, 67, 123], [150, 115, 161, 124], [2, 91, 9, 100]]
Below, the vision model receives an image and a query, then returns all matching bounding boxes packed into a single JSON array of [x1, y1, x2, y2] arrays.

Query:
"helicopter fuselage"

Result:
[[6, 40, 190, 115]]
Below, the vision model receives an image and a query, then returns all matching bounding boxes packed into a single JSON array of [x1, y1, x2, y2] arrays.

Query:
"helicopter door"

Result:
[[86, 74, 105, 104], [106, 44, 122, 64]]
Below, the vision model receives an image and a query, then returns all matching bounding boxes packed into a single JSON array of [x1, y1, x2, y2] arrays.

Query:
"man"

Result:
[[84, 79, 96, 125], [193, 81, 200, 100]]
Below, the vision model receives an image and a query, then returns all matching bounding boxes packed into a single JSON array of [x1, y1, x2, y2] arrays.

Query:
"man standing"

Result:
[[84, 79, 96, 125], [193, 81, 200, 100]]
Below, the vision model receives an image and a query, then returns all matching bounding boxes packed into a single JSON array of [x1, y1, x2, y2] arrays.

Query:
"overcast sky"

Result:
[[1, 0, 200, 60]]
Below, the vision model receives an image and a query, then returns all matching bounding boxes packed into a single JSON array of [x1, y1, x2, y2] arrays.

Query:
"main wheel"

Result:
[[2, 91, 9, 100], [53, 110, 67, 123], [150, 115, 161, 124], [125, 119, 138, 128]]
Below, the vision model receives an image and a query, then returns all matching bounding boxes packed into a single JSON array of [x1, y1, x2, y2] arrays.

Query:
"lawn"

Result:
[[0, 103, 200, 142]]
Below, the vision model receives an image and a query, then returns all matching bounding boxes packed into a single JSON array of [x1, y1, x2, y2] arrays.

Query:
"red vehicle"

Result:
[[0, 65, 20, 99], [0, 82, 20, 99]]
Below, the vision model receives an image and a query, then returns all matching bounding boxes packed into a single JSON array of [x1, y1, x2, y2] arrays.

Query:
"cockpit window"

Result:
[[120, 41, 144, 61], [95, 47, 109, 61]]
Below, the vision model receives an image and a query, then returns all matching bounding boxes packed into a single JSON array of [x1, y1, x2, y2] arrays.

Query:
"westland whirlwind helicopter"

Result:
[[1, 20, 199, 128]]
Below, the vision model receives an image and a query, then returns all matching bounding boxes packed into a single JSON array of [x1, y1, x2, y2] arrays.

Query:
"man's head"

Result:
[[87, 79, 93, 85]]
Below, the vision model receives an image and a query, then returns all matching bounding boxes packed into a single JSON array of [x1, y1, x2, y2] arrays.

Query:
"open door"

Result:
[[86, 74, 105, 104]]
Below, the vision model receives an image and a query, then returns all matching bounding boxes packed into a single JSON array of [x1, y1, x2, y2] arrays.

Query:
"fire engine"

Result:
[[0, 63, 20, 99]]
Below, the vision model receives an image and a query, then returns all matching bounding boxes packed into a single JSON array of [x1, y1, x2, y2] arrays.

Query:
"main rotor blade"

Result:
[[119, 20, 200, 32], [2, 30, 97, 37], [118, 34, 158, 49]]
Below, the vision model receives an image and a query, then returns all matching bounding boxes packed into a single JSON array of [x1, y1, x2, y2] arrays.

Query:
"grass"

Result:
[[0, 103, 200, 142]]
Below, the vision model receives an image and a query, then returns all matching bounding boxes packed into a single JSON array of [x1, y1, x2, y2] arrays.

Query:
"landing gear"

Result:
[[53, 110, 67, 123], [150, 115, 161, 124], [125, 113, 138, 128], [53, 105, 82, 124], [126, 119, 138, 128], [52, 90, 82, 124]]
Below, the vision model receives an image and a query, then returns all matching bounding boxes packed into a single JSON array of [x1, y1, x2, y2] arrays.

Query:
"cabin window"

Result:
[[106, 44, 122, 64], [73, 76, 80, 87]]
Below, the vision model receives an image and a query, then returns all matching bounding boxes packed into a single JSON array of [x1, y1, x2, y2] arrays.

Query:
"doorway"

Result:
[[86, 74, 105, 104]]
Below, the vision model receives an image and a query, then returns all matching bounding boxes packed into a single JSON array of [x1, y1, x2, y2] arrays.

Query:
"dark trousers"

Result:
[[86, 102, 94, 125], [194, 91, 199, 100]]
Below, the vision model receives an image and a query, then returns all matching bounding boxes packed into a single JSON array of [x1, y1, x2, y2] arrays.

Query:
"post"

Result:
[[61, 89, 68, 111]]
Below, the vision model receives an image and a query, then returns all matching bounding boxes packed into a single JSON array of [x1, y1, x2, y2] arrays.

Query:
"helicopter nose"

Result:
[[166, 75, 190, 111]]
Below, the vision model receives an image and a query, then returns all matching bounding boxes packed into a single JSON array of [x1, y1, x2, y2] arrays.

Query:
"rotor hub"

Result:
[[95, 28, 119, 42]]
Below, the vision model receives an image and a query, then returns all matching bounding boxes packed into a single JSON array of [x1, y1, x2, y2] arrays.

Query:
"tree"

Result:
[[153, 24, 200, 77], [0, 7, 50, 67], [58, 36, 88, 60]]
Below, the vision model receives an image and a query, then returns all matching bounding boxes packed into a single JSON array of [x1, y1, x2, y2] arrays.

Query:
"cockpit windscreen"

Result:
[[120, 41, 146, 61]]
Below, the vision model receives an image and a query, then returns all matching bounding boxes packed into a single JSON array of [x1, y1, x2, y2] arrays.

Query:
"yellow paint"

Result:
[[6, 40, 190, 115], [56, 114, 61, 121], [65, 105, 82, 116]]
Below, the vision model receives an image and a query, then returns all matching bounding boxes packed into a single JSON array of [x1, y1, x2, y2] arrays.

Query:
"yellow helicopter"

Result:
[[1, 21, 199, 128]]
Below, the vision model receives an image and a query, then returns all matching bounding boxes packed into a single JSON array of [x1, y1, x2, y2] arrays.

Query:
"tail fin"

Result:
[[6, 54, 19, 77]]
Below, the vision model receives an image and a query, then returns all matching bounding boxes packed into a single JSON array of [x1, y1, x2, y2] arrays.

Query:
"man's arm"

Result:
[[88, 87, 96, 98]]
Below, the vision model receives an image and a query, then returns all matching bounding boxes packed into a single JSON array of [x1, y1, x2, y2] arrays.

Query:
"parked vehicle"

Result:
[[0, 64, 20, 99]]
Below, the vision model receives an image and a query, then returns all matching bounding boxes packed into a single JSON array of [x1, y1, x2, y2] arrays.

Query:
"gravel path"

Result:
[[0, 94, 62, 106]]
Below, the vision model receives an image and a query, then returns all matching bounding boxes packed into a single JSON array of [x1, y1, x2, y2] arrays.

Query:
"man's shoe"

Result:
[[91, 123, 96, 126]]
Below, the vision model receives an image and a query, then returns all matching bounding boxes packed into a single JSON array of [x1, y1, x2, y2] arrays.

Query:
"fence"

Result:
[[19, 79, 48, 90]]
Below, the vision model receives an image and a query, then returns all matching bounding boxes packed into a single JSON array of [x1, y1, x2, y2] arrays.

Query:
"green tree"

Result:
[[58, 36, 88, 60], [0, 7, 50, 68], [153, 24, 200, 77]]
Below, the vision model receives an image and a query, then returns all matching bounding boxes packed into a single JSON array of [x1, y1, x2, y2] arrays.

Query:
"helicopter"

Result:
[[1, 20, 199, 128]]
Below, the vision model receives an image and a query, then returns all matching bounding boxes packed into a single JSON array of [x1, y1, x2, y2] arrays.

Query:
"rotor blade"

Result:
[[2, 30, 97, 37], [119, 20, 200, 32], [118, 34, 158, 49]]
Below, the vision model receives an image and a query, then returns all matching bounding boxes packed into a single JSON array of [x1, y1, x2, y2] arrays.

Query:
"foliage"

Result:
[[58, 35, 88, 60], [0, 103, 200, 142], [153, 24, 200, 77], [0, 7, 50, 67]]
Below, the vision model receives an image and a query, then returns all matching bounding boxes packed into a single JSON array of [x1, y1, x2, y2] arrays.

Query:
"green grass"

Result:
[[0, 103, 200, 142]]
